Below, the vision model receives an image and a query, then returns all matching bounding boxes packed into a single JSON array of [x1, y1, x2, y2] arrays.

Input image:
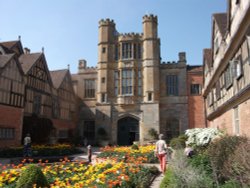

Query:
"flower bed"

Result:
[[0, 144, 81, 158], [97, 145, 158, 163], [0, 158, 156, 187]]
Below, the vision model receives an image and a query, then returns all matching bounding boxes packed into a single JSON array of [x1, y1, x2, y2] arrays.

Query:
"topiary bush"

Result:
[[207, 135, 247, 185], [16, 164, 49, 188], [131, 144, 139, 150]]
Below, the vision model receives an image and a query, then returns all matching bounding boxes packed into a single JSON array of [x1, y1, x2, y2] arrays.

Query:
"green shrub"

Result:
[[207, 135, 247, 185], [148, 166, 159, 175], [148, 128, 158, 140], [223, 140, 250, 187], [166, 150, 214, 188], [0, 144, 81, 158], [16, 164, 49, 188], [189, 153, 212, 175], [169, 134, 187, 149], [219, 180, 242, 188], [131, 144, 139, 150]]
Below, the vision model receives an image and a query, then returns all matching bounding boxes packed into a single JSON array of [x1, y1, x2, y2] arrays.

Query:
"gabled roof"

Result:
[[50, 69, 68, 89], [0, 54, 15, 68], [0, 44, 13, 54], [0, 41, 18, 49], [19, 53, 42, 74], [203, 48, 213, 67], [213, 13, 227, 38], [0, 40, 24, 55]]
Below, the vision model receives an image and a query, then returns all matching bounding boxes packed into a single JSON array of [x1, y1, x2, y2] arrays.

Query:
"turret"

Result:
[[98, 19, 116, 63], [97, 19, 117, 103], [143, 14, 158, 39], [142, 14, 160, 102]]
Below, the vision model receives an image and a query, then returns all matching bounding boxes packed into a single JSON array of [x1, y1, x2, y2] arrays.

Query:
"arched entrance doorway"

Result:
[[117, 117, 139, 146], [22, 114, 55, 144]]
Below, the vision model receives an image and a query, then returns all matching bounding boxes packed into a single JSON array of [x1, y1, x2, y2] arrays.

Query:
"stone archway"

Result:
[[117, 117, 139, 146], [22, 115, 54, 144]]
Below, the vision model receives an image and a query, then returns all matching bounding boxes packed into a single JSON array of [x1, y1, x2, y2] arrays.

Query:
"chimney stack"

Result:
[[24, 47, 30, 54], [178, 52, 186, 63]]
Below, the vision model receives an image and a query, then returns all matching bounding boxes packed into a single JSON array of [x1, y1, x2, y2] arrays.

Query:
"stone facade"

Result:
[[203, 1, 250, 137], [72, 15, 205, 145]]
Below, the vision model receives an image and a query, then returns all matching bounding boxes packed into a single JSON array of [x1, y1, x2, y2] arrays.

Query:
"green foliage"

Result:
[[219, 180, 242, 188], [189, 153, 212, 175], [207, 135, 247, 185], [148, 166, 160, 175], [160, 168, 177, 188], [131, 144, 139, 150], [16, 164, 49, 188], [0, 144, 81, 158], [169, 134, 187, 149], [128, 166, 155, 188], [223, 140, 250, 187], [148, 128, 158, 140], [165, 150, 214, 188]]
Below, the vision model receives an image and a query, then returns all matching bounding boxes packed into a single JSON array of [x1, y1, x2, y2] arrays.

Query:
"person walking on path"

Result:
[[23, 133, 32, 157], [87, 145, 92, 163], [155, 134, 167, 173]]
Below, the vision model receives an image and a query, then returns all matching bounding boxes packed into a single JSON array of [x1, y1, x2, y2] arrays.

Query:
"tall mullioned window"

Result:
[[122, 43, 132, 59], [224, 62, 233, 89], [122, 69, 133, 95], [33, 95, 41, 115], [84, 79, 95, 98], [138, 70, 142, 96], [166, 75, 178, 96], [114, 71, 119, 96]]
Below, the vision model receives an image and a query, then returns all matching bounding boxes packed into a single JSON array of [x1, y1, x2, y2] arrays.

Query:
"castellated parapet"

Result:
[[98, 18, 115, 27], [78, 59, 97, 74], [118, 32, 143, 41], [160, 52, 187, 68], [142, 14, 158, 23]]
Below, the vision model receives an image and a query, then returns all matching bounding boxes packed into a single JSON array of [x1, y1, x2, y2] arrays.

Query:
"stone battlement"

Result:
[[143, 14, 158, 23], [99, 18, 115, 26], [119, 32, 143, 40]]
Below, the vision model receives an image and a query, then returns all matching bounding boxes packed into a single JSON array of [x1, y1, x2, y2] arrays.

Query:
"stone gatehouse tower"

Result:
[[72, 15, 205, 145]]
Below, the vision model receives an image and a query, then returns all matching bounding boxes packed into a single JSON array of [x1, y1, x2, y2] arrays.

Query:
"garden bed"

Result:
[[97, 144, 158, 163], [0, 159, 158, 187]]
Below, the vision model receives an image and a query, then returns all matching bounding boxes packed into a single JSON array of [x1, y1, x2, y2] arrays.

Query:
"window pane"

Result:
[[190, 84, 201, 95], [84, 79, 95, 98], [122, 69, 133, 95], [166, 75, 178, 96]]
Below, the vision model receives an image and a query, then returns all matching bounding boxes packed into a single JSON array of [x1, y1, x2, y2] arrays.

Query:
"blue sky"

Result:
[[0, 0, 226, 73]]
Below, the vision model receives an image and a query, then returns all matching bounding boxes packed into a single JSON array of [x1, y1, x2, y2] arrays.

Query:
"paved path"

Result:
[[143, 163, 164, 188]]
